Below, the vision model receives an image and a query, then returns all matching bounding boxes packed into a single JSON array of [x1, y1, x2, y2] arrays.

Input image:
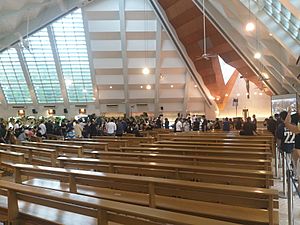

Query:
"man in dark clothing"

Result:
[[193, 118, 200, 131], [276, 111, 295, 154], [222, 118, 230, 131], [267, 116, 276, 136], [240, 117, 256, 135]]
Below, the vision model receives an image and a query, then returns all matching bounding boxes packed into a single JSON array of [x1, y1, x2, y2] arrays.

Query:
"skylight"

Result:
[[218, 56, 236, 85], [0, 48, 32, 104], [23, 28, 63, 103], [52, 9, 94, 103]]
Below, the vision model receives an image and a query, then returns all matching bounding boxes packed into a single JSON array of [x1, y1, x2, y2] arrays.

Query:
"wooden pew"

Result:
[[0, 180, 232, 225], [0, 150, 25, 172], [0, 143, 56, 167], [87, 150, 271, 171], [92, 136, 155, 146], [158, 133, 275, 155], [157, 140, 271, 153], [13, 164, 278, 225], [57, 157, 273, 188], [134, 145, 272, 159], [68, 138, 128, 148], [43, 140, 109, 151], [22, 141, 83, 157]]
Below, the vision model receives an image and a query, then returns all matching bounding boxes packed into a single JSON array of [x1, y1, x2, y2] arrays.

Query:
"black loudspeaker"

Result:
[[32, 109, 38, 114], [160, 106, 164, 111], [64, 108, 68, 113]]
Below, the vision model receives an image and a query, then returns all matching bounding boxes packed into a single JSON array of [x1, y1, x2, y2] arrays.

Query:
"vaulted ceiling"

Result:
[[0, 0, 299, 116]]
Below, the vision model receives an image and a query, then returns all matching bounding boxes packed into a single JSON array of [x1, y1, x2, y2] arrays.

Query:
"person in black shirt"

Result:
[[240, 117, 256, 135], [277, 111, 295, 154]]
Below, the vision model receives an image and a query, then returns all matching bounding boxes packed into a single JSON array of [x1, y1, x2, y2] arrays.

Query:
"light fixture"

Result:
[[142, 67, 150, 75], [140, 85, 143, 88], [254, 52, 261, 59], [269, 33, 273, 36], [216, 97, 220, 101], [170, 85, 174, 88], [245, 0, 255, 32], [18, 109, 25, 117], [261, 72, 269, 80], [259, 92, 263, 96], [109, 86, 112, 89], [237, 93, 240, 97], [246, 93, 249, 96], [225, 93, 229, 97], [79, 108, 86, 114], [254, 92, 257, 95], [48, 109, 55, 115], [194, 85, 197, 88], [245, 22, 255, 32], [146, 84, 151, 90]]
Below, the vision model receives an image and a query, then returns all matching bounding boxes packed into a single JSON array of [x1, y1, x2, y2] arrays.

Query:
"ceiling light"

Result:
[[237, 93, 240, 97], [109, 86, 112, 89], [259, 92, 263, 96], [170, 85, 174, 88], [142, 67, 150, 75], [216, 97, 220, 101], [269, 33, 273, 36], [194, 85, 197, 88], [146, 84, 151, 90], [254, 52, 261, 59], [245, 22, 255, 32], [246, 93, 249, 96], [261, 72, 269, 79], [254, 92, 257, 95], [140, 85, 143, 89], [225, 93, 228, 97]]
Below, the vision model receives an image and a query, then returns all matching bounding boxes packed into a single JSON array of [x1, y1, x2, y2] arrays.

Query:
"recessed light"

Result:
[[245, 22, 255, 32], [142, 67, 150, 75], [237, 93, 240, 97], [254, 52, 262, 59], [146, 84, 151, 90], [170, 85, 174, 88], [194, 85, 197, 88], [109, 86, 112, 89]]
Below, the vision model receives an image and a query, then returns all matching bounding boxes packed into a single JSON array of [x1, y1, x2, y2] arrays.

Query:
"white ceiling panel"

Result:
[[90, 40, 122, 51], [127, 40, 156, 51], [88, 20, 120, 32], [93, 58, 123, 68]]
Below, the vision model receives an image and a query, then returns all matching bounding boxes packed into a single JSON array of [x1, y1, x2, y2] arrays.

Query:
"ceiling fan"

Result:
[[194, 0, 217, 61]]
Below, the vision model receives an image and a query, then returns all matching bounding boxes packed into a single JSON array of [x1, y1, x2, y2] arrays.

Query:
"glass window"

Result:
[[263, 0, 299, 41], [52, 8, 94, 103], [0, 48, 32, 104], [22, 28, 63, 103]]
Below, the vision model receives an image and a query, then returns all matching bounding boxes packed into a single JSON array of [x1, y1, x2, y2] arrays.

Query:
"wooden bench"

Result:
[[22, 141, 83, 157], [69, 138, 128, 148], [156, 140, 271, 152], [43, 140, 109, 151], [57, 157, 273, 188], [158, 133, 275, 155], [92, 136, 155, 146], [0, 143, 56, 167], [0, 150, 25, 172], [134, 145, 272, 159], [0, 180, 233, 225], [13, 164, 278, 225], [88, 150, 271, 170]]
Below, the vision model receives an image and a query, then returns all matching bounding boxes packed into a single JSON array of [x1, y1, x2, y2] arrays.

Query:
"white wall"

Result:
[[218, 78, 271, 120]]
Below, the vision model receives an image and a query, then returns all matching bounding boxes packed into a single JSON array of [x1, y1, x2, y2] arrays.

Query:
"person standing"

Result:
[[252, 114, 257, 131], [106, 119, 116, 136], [175, 119, 183, 132], [164, 118, 169, 129], [74, 121, 83, 138]]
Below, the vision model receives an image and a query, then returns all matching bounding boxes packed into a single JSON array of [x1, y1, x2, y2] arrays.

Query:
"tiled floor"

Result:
[[274, 169, 300, 225]]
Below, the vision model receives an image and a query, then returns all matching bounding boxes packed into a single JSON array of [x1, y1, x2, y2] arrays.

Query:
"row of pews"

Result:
[[0, 130, 278, 224]]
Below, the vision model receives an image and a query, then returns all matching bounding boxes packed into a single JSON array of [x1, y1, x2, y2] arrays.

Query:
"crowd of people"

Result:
[[0, 112, 262, 143]]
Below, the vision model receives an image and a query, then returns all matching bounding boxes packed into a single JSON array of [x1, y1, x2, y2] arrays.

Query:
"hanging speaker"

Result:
[[160, 106, 164, 111], [32, 109, 37, 114], [64, 108, 68, 113]]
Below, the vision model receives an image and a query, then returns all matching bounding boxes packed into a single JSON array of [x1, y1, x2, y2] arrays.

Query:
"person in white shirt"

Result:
[[183, 119, 190, 132], [38, 121, 47, 137], [106, 119, 116, 136], [175, 119, 183, 132], [74, 121, 83, 138]]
